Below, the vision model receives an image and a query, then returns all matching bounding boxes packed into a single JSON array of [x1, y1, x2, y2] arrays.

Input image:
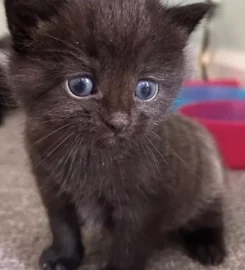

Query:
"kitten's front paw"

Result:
[[42, 262, 65, 270], [40, 247, 81, 270], [102, 267, 115, 270], [191, 242, 226, 266], [102, 266, 117, 270], [182, 228, 227, 266]]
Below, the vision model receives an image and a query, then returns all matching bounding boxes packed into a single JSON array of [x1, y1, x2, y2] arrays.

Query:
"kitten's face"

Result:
[[6, 0, 210, 147]]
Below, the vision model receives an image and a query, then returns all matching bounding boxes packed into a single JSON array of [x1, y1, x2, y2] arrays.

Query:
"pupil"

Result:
[[74, 79, 86, 93], [141, 83, 151, 97]]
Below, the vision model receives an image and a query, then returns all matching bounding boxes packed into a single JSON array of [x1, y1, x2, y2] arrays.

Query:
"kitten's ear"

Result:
[[167, 3, 214, 36], [4, 0, 60, 52]]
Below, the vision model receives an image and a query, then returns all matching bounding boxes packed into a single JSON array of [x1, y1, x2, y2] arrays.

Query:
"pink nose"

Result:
[[106, 112, 130, 131]]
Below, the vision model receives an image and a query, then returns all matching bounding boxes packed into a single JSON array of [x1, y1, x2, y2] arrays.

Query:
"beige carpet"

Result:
[[1, 111, 245, 270]]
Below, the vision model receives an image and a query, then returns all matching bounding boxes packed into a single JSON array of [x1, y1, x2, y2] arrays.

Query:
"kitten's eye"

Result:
[[135, 80, 158, 101], [67, 77, 94, 98]]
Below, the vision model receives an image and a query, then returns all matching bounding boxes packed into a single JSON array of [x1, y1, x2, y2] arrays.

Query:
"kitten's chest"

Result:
[[69, 148, 157, 202], [80, 157, 136, 190]]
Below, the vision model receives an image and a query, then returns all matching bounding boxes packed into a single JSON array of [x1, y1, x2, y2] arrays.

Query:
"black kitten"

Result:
[[5, 1, 226, 270]]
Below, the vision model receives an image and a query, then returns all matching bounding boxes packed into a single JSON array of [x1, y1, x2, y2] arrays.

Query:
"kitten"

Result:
[[5, 1, 227, 270]]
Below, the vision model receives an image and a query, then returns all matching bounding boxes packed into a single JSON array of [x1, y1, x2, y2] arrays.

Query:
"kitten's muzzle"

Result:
[[103, 112, 130, 132]]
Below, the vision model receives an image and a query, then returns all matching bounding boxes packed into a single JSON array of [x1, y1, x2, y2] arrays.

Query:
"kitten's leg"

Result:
[[38, 185, 84, 270], [104, 208, 160, 270], [178, 198, 227, 266]]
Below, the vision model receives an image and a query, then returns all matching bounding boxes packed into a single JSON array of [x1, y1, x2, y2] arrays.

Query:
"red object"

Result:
[[179, 101, 245, 169], [183, 79, 240, 88]]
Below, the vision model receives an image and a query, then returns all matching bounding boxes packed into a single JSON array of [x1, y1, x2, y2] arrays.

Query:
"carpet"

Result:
[[0, 111, 245, 270]]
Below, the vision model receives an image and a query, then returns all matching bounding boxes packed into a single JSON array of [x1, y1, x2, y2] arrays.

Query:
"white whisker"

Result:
[[33, 124, 70, 145]]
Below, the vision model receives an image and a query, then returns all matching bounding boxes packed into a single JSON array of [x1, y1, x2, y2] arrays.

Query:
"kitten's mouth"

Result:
[[95, 131, 128, 148]]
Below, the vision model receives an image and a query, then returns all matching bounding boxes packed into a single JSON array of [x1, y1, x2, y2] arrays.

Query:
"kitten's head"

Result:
[[5, 0, 211, 147]]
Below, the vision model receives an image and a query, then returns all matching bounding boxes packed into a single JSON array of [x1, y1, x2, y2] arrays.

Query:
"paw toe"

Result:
[[41, 261, 66, 270], [194, 244, 226, 266], [40, 247, 80, 270]]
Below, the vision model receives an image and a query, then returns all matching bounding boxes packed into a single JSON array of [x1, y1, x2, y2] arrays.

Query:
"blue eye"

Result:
[[135, 80, 158, 101], [67, 77, 94, 98]]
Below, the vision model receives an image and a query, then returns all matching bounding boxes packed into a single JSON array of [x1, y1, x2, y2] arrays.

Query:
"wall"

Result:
[[210, 0, 245, 52], [208, 0, 245, 84]]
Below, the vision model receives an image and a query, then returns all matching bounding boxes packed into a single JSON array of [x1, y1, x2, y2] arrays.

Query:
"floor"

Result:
[[1, 111, 245, 270]]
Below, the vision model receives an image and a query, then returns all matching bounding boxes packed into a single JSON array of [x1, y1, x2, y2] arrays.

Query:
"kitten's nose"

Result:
[[107, 112, 130, 131]]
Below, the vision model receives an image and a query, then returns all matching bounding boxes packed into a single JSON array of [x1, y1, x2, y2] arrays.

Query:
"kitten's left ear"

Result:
[[167, 3, 214, 36], [4, 0, 61, 52]]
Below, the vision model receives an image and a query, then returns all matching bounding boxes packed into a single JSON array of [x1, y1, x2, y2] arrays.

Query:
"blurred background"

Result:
[[171, 0, 245, 84]]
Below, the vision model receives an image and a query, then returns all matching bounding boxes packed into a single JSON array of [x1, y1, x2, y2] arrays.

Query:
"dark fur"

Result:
[[0, 35, 17, 125], [0, 69, 7, 125], [0, 77, 17, 126], [5, 1, 226, 270]]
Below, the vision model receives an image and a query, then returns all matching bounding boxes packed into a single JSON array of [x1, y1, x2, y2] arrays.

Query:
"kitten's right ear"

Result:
[[167, 3, 214, 36], [4, 0, 61, 52]]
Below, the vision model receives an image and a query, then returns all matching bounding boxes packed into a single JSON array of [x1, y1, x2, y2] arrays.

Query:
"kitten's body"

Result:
[[5, 0, 226, 270], [28, 113, 224, 231]]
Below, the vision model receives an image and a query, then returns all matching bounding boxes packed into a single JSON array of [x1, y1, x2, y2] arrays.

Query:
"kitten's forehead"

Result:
[[61, 0, 162, 34], [36, 0, 182, 55], [33, 0, 185, 73]]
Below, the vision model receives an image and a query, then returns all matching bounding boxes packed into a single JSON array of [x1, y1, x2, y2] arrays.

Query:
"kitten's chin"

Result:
[[96, 137, 118, 149]]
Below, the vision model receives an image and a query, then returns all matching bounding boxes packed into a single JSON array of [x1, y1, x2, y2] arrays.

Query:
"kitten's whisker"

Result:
[[168, 146, 196, 176], [169, 147, 189, 166], [20, 40, 36, 51], [41, 34, 81, 54], [33, 133, 68, 169], [143, 136, 167, 183], [146, 135, 168, 165], [32, 124, 70, 145], [138, 139, 152, 169], [62, 138, 82, 192], [64, 135, 80, 166], [46, 134, 79, 187], [58, 136, 81, 192], [45, 133, 74, 159], [143, 137, 161, 174], [149, 131, 162, 142], [143, 136, 159, 166], [34, 132, 74, 169], [138, 138, 159, 181]]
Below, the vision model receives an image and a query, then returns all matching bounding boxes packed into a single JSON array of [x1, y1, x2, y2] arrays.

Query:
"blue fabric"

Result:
[[172, 86, 245, 111]]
